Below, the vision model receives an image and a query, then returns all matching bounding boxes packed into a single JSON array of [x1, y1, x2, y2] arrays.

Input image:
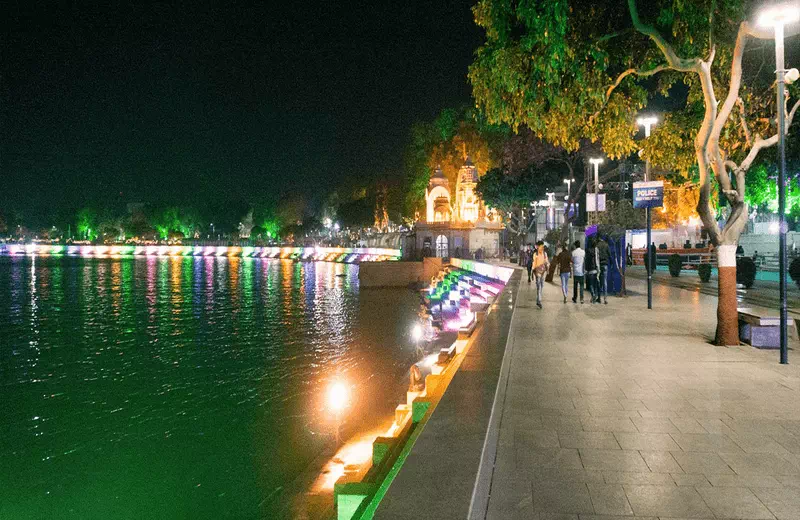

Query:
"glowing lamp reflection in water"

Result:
[[327, 382, 348, 413]]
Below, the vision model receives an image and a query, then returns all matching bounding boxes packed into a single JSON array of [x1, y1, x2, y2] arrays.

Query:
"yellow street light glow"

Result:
[[327, 382, 348, 412], [637, 116, 659, 137], [636, 116, 658, 126], [758, 3, 800, 27]]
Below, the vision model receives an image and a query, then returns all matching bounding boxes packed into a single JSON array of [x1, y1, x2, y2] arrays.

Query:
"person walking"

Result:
[[532, 240, 549, 309], [596, 236, 610, 304], [571, 240, 585, 304], [555, 244, 571, 303], [524, 245, 533, 283], [585, 237, 598, 304]]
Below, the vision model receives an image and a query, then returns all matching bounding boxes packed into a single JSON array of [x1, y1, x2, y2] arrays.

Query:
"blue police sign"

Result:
[[632, 181, 664, 209]]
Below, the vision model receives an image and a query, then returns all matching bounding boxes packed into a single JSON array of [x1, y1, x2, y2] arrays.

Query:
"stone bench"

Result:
[[738, 308, 780, 349]]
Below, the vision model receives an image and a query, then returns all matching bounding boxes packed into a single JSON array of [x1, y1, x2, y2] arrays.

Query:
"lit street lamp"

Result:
[[637, 116, 658, 310], [589, 158, 604, 225], [758, 3, 800, 364], [563, 177, 575, 200]]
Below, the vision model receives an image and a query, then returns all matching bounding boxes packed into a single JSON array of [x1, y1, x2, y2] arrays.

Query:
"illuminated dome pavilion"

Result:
[[415, 158, 502, 258]]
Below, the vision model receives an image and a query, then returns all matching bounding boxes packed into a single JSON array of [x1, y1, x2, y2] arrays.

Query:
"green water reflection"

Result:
[[0, 256, 418, 519]]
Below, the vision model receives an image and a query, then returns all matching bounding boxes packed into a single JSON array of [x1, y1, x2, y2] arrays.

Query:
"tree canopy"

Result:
[[470, 0, 800, 245], [402, 106, 508, 218]]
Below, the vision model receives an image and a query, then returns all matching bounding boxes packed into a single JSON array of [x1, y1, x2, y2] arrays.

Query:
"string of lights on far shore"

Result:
[[0, 244, 402, 263]]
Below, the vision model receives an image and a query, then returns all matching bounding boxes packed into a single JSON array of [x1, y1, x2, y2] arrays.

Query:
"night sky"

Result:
[[1, 1, 481, 226]]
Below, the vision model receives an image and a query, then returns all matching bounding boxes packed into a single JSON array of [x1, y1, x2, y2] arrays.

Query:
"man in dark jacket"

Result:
[[596, 237, 610, 304], [524, 245, 533, 283]]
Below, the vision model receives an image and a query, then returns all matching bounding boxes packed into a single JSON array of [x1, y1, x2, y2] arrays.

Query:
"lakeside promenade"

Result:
[[477, 275, 800, 520]]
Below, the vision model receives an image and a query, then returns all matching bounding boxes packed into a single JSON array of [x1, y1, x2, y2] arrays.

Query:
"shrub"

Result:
[[668, 253, 682, 277], [736, 257, 757, 288], [790, 257, 800, 289], [698, 263, 712, 283]]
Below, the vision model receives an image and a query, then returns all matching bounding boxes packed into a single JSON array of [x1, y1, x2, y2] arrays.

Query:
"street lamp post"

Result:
[[563, 177, 575, 199], [564, 177, 575, 241], [758, 4, 800, 364], [589, 159, 604, 226], [637, 116, 658, 310]]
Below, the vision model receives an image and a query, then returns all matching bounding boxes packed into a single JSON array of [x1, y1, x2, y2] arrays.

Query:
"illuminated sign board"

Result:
[[632, 181, 664, 209]]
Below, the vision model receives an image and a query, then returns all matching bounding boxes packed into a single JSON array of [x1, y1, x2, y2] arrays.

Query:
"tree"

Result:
[[653, 179, 701, 229], [402, 107, 507, 220], [469, 0, 800, 345], [76, 208, 98, 241], [477, 166, 563, 247]]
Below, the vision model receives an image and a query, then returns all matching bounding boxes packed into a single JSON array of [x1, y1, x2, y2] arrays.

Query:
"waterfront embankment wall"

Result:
[[358, 258, 442, 287]]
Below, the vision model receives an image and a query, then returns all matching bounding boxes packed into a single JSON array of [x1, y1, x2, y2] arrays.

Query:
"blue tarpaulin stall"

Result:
[[585, 225, 626, 295]]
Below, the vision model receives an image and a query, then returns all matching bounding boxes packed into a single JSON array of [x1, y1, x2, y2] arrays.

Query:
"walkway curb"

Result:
[[468, 275, 521, 519]]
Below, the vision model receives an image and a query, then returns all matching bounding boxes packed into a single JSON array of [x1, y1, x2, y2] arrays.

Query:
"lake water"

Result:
[[0, 255, 419, 519]]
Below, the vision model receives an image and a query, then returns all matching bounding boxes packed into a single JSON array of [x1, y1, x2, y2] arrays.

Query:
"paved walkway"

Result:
[[481, 276, 800, 520], [626, 267, 800, 317]]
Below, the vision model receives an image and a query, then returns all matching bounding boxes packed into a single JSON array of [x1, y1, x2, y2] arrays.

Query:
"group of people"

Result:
[[520, 236, 611, 308]]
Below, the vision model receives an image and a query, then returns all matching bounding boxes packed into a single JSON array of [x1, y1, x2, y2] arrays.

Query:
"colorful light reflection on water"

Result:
[[0, 255, 419, 519]]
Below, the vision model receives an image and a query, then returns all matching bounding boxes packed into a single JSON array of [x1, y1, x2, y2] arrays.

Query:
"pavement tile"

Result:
[[671, 452, 735, 475], [577, 516, 655, 520], [775, 475, 800, 487], [696, 486, 776, 519], [559, 432, 620, 450], [602, 471, 674, 486], [613, 432, 680, 451], [669, 417, 708, 434], [639, 451, 683, 473], [532, 481, 594, 514], [482, 276, 800, 520], [573, 398, 624, 411], [578, 449, 650, 473], [670, 433, 744, 452], [706, 474, 783, 487], [516, 448, 584, 472], [539, 514, 580, 520], [632, 417, 680, 434], [728, 432, 794, 455], [532, 467, 605, 484], [622, 484, 714, 518], [671, 473, 711, 487], [540, 416, 584, 433], [772, 433, 800, 455], [752, 486, 800, 520], [617, 399, 649, 411], [694, 418, 736, 435], [580, 417, 638, 433], [586, 483, 633, 516], [718, 451, 800, 476], [484, 477, 533, 520], [516, 429, 561, 449]]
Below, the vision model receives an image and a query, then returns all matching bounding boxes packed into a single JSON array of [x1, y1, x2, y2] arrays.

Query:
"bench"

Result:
[[738, 308, 780, 349]]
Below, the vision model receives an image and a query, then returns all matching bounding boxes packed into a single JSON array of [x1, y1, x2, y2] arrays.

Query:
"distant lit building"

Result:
[[415, 158, 503, 258]]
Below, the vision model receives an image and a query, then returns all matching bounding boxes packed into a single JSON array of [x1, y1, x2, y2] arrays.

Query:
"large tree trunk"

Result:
[[715, 245, 739, 346]]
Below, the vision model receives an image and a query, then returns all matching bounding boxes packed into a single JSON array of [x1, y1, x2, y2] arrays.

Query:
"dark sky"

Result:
[[1, 1, 481, 226]]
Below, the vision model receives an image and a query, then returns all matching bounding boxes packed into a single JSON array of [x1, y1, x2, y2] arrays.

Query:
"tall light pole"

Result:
[[563, 178, 575, 241], [758, 4, 800, 365], [563, 177, 575, 199], [637, 116, 658, 310], [589, 158, 604, 226]]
